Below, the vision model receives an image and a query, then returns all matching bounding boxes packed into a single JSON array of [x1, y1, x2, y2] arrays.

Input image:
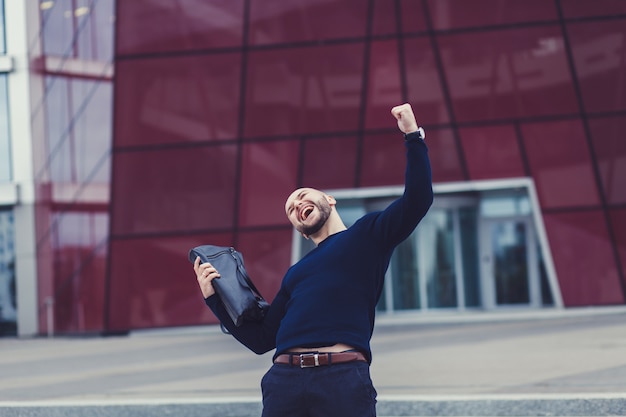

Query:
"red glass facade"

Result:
[[30, 0, 625, 334]]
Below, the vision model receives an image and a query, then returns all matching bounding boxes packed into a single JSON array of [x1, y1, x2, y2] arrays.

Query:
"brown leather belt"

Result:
[[274, 351, 367, 368]]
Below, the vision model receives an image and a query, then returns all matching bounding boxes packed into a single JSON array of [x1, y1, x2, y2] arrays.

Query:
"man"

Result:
[[194, 103, 433, 417]]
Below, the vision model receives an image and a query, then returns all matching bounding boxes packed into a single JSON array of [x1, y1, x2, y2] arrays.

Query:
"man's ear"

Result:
[[300, 232, 309, 240], [326, 194, 337, 206]]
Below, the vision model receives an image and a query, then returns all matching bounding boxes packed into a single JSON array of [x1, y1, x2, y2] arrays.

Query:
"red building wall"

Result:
[[101, 0, 626, 332]]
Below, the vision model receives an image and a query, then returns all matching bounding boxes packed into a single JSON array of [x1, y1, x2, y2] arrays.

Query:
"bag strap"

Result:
[[230, 248, 265, 300]]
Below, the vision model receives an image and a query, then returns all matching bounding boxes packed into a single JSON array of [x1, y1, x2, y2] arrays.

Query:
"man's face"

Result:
[[285, 188, 333, 237]]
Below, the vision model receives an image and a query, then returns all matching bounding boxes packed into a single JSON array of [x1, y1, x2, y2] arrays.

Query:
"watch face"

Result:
[[417, 127, 425, 140]]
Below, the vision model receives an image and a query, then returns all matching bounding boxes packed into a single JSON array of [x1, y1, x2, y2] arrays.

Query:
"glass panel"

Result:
[[0, 209, 16, 336], [237, 229, 294, 302], [249, 0, 368, 46], [0, 75, 10, 181], [364, 40, 402, 130], [244, 44, 364, 138], [522, 120, 600, 209], [421, 209, 457, 308], [438, 26, 578, 122], [107, 233, 234, 331], [481, 195, 531, 218], [41, 0, 77, 56], [561, 0, 626, 18], [568, 19, 626, 113], [115, 53, 242, 146], [390, 235, 420, 310], [0, 0, 5, 53], [302, 136, 357, 190], [459, 125, 525, 180], [117, 0, 244, 55], [75, 0, 115, 62], [609, 208, 626, 285], [404, 37, 450, 125], [543, 211, 623, 306], [111, 144, 238, 235], [427, 0, 558, 30], [400, 0, 428, 33], [44, 77, 113, 183], [51, 211, 108, 333], [589, 116, 626, 205], [459, 206, 480, 307], [238, 140, 299, 227], [491, 220, 529, 305], [360, 132, 406, 187], [40, 0, 114, 61], [419, 128, 465, 183], [372, 0, 397, 36]]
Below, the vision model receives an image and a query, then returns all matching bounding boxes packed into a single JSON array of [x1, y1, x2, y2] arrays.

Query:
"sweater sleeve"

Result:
[[372, 134, 433, 249], [204, 285, 289, 355]]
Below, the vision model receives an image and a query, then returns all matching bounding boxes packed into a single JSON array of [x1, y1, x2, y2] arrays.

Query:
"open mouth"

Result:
[[300, 206, 314, 221]]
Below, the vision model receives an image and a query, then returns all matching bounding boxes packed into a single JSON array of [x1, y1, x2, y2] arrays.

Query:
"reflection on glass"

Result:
[[0, 210, 16, 335], [0, 0, 5, 54], [0, 75, 10, 181], [422, 209, 457, 308], [390, 236, 419, 310], [41, 0, 115, 62], [44, 76, 112, 183], [492, 221, 529, 304], [460, 206, 480, 307]]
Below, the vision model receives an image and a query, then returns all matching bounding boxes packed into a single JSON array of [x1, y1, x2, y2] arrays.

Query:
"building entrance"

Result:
[[292, 179, 562, 314]]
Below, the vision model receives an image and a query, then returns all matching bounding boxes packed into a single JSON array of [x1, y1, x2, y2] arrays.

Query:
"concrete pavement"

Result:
[[1, 306, 625, 416]]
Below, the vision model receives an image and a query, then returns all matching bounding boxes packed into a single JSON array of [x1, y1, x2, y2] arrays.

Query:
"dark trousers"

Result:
[[261, 361, 377, 417]]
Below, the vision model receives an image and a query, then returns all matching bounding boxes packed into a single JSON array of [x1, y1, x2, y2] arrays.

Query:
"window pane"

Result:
[[610, 208, 626, 285], [117, 0, 244, 55], [459, 207, 480, 307], [543, 211, 623, 306], [0, 0, 5, 53], [111, 144, 238, 235], [244, 44, 364, 138], [0, 209, 16, 335], [108, 234, 233, 331], [44, 77, 112, 183], [0, 76, 10, 181], [421, 129, 465, 183], [522, 120, 600, 208], [568, 19, 626, 113], [427, 0, 557, 30], [390, 235, 420, 310], [421, 209, 457, 308], [238, 140, 299, 227], [459, 125, 525, 180], [302, 136, 357, 190], [589, 116, 626, 205], [365, 40, 402, 130], [360, 132, 407, 187], [400, 0, 428, 33], [561, 0, 626, 18], [115, 53, 241, 146], [405, 37, 450, 125], [439, 26, 578, 122], [237, 229, 293, 302], [249, 0, 367, 45], [51, 211, 108, 333]]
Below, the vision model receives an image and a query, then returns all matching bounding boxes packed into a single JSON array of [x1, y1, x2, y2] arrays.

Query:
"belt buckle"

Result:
[[299, 353, 319, 368]]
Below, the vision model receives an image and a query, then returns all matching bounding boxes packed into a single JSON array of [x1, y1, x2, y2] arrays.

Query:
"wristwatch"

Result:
[[405, 127, 425, 141]]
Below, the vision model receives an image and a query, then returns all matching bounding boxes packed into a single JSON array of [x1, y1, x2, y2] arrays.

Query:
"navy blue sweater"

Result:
[[206, 133, 433, 363]]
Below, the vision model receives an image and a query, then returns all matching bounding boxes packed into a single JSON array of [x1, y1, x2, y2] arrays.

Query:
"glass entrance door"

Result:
[[480, 217, 541, 309]]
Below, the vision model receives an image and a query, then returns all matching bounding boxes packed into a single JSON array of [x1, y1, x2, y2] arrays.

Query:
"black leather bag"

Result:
[[188, 245, 269, 327]]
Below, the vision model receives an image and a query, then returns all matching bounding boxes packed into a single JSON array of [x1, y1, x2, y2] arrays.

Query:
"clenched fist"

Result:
[[391, 103, 419, 134]]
